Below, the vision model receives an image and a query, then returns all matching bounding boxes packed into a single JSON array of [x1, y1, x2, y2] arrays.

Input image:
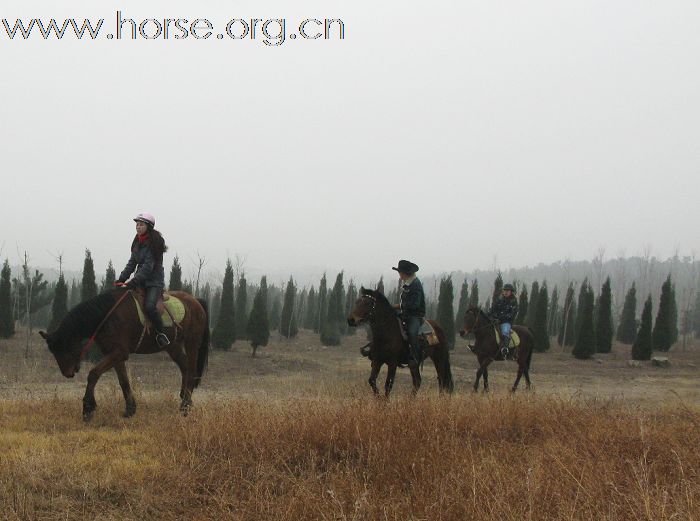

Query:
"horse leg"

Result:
[[83, 351, 125, 421], [473, 356, 484, 392], [179, 338, 200, 414], [524, 358, 532, 390], [474, 357, 492, 393], [483, 366, 489, 393], [368, 360, 382, 395], [409, 364, 422, 395], [114, 361, 136, 417], [166, 343, 188, 399], [384, 364, 397, 398]]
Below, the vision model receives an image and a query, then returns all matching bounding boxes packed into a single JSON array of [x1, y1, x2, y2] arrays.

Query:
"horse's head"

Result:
[[39, 330, 82, 378], [459, 307, 482, 338], [347, 287, 377, 327]]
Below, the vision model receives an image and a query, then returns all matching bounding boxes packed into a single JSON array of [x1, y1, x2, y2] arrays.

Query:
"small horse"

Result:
[[39, 288, 210, 420], [459, 307, 534, 393], [347, 287, 453, 396]]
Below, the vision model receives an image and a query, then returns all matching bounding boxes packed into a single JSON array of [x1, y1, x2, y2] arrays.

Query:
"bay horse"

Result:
[[39, 288, 209, 420], [459, 307, 533, 393], [347, 288, 453, 397]]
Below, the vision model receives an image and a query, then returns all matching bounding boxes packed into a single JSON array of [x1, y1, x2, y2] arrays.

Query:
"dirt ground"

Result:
[[1, 328, 698, 408]]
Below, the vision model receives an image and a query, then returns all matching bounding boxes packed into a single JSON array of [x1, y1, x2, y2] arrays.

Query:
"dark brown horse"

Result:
[[39, 288, 209, 420], [459, 307, 533, 393], [347, 288, 453, 396]]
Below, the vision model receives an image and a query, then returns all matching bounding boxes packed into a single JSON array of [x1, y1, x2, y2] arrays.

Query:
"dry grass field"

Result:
[[1, 329, 699, 520]]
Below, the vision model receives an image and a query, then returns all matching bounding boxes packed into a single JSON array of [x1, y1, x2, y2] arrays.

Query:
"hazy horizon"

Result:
[[2, 0, 699, 277]]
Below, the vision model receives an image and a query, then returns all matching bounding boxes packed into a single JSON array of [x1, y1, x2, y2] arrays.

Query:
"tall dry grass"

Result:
[[1, 393, 698, 520]]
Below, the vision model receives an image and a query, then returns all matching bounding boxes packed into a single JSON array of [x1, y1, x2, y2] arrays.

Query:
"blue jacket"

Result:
[[400, 277, 426, 318], [117, 239, 165, 289]]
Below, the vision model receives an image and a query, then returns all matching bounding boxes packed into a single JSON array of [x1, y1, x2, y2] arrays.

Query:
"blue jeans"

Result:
[[500, 323, 512, 338]]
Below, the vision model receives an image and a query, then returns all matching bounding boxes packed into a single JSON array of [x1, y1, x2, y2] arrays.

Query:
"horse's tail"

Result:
[[524, 326, 535, 371], [428, 320, 454, 393], [194, 298, 210, 388]]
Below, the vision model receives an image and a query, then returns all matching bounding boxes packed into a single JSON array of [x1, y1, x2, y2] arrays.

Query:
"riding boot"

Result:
[[499, 336, 511, 359], [408, 342, 421, 368], [146, 307, 170, 347]]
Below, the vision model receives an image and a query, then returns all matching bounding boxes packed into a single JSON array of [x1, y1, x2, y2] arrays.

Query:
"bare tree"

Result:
[[191, 251, 206, 298]]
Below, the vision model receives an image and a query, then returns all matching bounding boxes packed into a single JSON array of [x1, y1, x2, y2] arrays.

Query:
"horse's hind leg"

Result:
[[384, 364, 397, 398], [180, 337, 200, 414], [166, 343, 188, 399], [512, 364, 524, 393], [368, 360, 382, 395], [114, 361, 136, 417]]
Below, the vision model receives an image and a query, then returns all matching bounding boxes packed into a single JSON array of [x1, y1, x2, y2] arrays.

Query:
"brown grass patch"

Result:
[[1, 394, 698, 520]]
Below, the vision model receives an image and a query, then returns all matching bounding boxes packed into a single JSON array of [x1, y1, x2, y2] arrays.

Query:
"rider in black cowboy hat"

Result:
[[391, 260, 426, 367], [489, 282, 519, 358]]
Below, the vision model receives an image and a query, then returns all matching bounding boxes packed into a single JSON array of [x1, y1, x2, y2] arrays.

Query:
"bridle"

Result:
[[354, 294, 377, 325]]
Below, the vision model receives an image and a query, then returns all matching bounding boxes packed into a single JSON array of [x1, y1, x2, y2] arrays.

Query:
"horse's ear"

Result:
[[39, 330, 49, 341]]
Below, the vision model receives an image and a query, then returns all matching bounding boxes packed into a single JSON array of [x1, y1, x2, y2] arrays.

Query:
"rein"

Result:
[[79, 290, 132, 360], [464, 309, 497, 335]]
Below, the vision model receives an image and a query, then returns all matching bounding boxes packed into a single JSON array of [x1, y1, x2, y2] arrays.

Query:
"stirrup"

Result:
[[156, 332, 170, 347]]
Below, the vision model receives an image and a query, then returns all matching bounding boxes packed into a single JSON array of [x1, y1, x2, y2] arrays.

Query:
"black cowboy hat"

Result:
[[392, 260, 419, 275]]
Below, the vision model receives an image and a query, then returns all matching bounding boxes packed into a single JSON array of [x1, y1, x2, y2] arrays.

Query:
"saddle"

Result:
[[130, 289, 186, 328], [494, 327, 521, 348], [397, 318, 441, 347]]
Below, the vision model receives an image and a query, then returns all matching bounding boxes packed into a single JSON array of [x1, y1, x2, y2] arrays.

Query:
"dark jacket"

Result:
[[400, 277, 426, 318], [117, 239, 165, 289], [489, 295, 518, 324]]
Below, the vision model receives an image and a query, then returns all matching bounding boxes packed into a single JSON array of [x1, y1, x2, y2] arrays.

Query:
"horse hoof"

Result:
[[83, 411, 94, 422]]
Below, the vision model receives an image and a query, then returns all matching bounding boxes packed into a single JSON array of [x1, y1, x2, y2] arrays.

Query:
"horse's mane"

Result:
[[360, 287, 393, 310], [52, 291, 118, 350]]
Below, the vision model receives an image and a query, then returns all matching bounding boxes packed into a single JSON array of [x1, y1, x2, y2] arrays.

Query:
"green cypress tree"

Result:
[[321, 272, 343, 346], [574, 277, 589, 343], [515, 285, 528, 325], [247, 276, 269, 357], [345, 280, 358, 336], [533, 282, 550, 352], [376, 276, 384, 295], [632, 295, 653, 360], [169, 256, 183, 291], [572, 282, 595, 359], [234, 272, 248, 340], [455, 279, 470, 327], [211, 286, 222, 325], [616, 283, 638, 344], [304, 286, 317, 330], [469, 279, 479, 308], [548, 286, 560, 337], [316, 274, 328, 334], [595, 277, 614, 353], [437, 276, 456, 349], [526, 281, 540, 329], [652, 275, 678, 352], [558, 283, 577, 347], [48, 273, 68, 333], [69, 279, 81, 309], [270, 293, 282, 331], [211, 260, 236, 350], [693, 290, 700, 338], [101, 261, 116, 293], [491, 272, 503, 308], [0, 260, 14, 338], [280, 277, 298, 338], [81, 249, 98, 303]]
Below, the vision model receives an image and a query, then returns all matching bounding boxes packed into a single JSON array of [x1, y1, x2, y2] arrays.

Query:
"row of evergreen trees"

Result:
[[0, 252, 692, 364]]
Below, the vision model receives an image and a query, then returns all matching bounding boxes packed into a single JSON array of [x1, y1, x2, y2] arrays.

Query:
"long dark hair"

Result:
[[131, 227, 168, 265]]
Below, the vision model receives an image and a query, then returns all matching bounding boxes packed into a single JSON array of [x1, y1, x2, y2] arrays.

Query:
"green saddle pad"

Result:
[[133, 294, 185, 327], [494, 327, 520, 348]]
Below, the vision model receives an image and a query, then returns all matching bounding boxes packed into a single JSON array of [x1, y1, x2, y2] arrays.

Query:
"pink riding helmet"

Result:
[[133, 212, 156, 227]]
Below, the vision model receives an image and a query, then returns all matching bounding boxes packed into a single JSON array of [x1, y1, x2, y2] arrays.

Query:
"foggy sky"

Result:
[[1, 0, 699, 282]]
